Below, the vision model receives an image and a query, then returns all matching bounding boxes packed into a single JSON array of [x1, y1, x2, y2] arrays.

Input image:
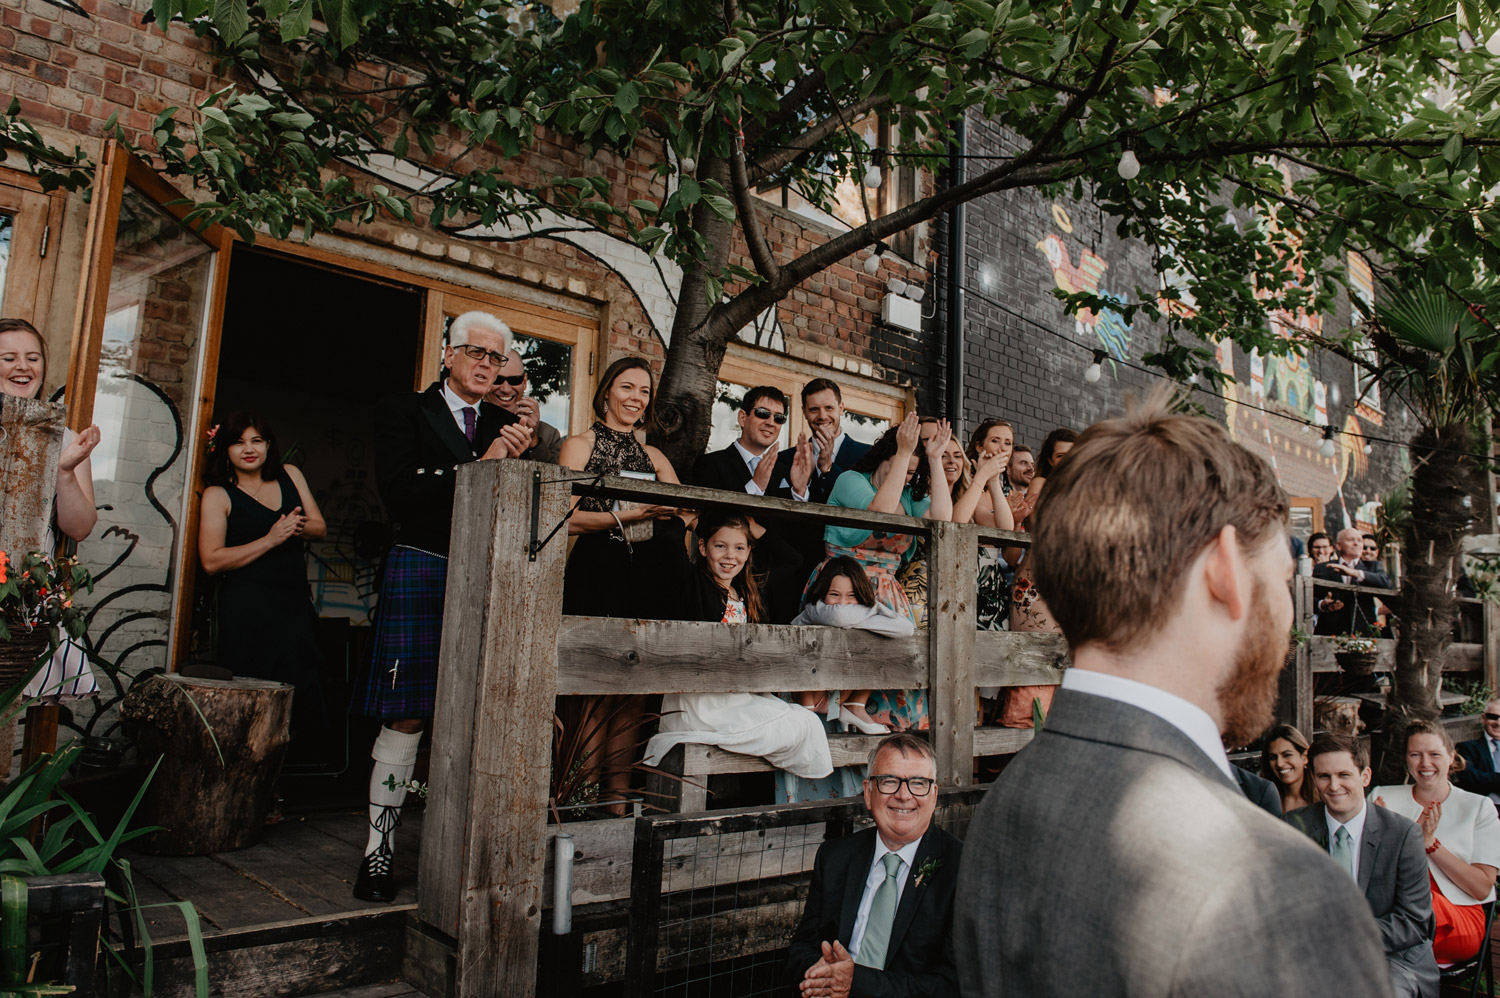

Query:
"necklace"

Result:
[[236, 476, 274, 504]]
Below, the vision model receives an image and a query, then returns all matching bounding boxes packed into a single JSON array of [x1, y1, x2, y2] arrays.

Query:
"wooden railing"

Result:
[[414, 460, 1055, 996], [410, 460, 1500, 995]]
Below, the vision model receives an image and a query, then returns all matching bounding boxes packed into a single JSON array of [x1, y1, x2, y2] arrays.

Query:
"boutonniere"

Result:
[[913, 857, 942, 889]]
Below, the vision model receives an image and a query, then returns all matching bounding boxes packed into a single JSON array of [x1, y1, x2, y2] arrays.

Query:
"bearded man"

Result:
[[954, 387, 1393, 997]]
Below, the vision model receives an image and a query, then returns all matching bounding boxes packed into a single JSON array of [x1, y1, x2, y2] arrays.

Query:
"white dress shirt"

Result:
[[1323, 802, 1367, 882], [849, 835, 922, 961], [736, 438, 808, 501], [1061, 669, 1235, 781], [1488, 736, 1500, 807], [440, 380, 481, 438]]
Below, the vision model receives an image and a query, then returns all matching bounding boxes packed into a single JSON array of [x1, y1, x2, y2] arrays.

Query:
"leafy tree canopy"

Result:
[[11, 0, 1500, 453]]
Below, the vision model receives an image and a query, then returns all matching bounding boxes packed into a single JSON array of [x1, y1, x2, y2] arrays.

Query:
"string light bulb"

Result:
[[1084, 349, 1106, 383], [1319, 425, 1337, 459], [681, 156, 696, 174], [1117, 149, 1140, 180], [1488, 28, 1500, 54], [863, 250, 881, 275], [1363, 442, 1373, 455], [862, 163, 883, 189]]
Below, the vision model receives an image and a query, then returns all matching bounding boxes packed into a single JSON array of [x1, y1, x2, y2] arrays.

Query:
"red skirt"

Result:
[[1431, 874, 1488, 964]]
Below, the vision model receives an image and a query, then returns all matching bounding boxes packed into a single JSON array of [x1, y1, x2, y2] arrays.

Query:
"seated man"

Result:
[[1286, 733, 1437, 998], [1454, 698, 1500, 813], [785, 733, 960, 997]]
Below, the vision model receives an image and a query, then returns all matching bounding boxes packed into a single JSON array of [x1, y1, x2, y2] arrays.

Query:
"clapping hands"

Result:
[[800, 940, 854, 998], [922, 418, 952, 462]]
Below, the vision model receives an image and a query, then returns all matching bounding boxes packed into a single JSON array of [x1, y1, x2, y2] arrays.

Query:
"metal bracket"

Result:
[[529, 470, 604, 561]]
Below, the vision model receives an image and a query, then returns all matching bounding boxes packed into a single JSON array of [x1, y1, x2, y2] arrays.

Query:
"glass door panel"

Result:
[[72, 175, 223, 681]]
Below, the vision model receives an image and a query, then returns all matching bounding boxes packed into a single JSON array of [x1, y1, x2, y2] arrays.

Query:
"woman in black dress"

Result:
[[198, 412, 327, 736]]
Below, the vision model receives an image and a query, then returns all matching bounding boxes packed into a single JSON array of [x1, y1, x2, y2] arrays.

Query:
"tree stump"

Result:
[[120, 673, 293, 855]]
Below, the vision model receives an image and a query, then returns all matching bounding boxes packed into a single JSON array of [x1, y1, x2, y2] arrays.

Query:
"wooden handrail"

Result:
[[1305, 575, 1398, 597], [554, 618, 1068, 695], [563, 471, 1033, 544]]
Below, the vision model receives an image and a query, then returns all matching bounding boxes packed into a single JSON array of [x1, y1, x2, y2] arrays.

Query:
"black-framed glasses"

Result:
[[493, 374, 525, 386], [1483, 713, 1500, 722], [456, 344, 506, 366], [751, 407, 788, 424], [869, 775, 934, 796]]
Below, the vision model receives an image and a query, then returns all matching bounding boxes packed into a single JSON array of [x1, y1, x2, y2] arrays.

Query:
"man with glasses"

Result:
[[1455, 698, 1500, 814], [692, 385, 812, 499], [785, 733, 961, 998], [488, 349, 560, 464], [352, 310, 532, 903]]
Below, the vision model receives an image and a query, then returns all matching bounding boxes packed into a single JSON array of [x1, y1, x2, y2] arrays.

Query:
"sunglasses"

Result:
[[492, 374, 525, 386], [750, 407, 788, 424], [1484, 713, 1500, 722]]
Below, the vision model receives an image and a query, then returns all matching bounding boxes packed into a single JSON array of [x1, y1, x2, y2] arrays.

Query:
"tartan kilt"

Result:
[[358, 545, 449, 720]]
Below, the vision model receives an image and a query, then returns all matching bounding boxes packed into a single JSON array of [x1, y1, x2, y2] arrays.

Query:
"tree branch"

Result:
[[748, 92, 891, 186], [729, 137, 781, 284]]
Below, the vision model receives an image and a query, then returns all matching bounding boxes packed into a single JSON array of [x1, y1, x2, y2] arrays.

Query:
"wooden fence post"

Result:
[[0, 396, 63, 558], [1278, 576, 1315, 736], [417, 460, 570, 997], [1484, 599, 1500, 698], [928, 521, 977, 786]]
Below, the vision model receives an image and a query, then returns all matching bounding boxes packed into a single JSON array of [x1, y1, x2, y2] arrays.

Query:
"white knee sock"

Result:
[[365, 726, 422, 859]]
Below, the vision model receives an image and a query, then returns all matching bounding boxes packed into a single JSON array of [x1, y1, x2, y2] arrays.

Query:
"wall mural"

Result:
[[1033, 204, 1134, 361], [358, 153, 787, 353]]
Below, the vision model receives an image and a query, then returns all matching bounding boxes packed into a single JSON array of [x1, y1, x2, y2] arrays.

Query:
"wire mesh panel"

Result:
[[623, 788, 989, 998]]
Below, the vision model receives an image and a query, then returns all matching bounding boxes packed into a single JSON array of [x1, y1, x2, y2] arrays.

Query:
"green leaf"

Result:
[[279, 0, 313, 41], [678, 176, 701, 206], [1442, 132, 1464, 164], [270, 111, 315, 131], [702, 193, 735, 222], [152, 0, 173, 31], [614, 81, 639, 114], [211, 0, 248, 42]]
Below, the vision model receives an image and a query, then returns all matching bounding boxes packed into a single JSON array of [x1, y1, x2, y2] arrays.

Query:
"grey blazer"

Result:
[[955, 689, 1393, 998], [1286, 802, 1438, 998]]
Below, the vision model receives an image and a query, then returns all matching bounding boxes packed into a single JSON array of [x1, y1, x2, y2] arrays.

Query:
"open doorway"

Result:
[[194, 247, 423, 781]]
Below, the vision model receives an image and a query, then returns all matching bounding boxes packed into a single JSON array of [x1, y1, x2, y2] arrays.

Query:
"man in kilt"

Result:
[[354, 310, 533, 902]]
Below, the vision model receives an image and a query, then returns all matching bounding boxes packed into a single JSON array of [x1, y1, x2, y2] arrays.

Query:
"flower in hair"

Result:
[[206, 424, 220, 451]]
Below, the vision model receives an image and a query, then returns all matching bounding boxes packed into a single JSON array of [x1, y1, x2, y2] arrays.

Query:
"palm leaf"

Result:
[[1375, 283, 1464, 354]]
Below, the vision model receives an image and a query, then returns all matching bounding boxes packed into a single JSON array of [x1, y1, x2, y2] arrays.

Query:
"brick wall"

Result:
[[933, 109, 1420, 529]]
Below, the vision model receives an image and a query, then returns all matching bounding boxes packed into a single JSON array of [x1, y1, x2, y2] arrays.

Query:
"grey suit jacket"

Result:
[[1286, 802, 1438, 997], [955, 689, 1393, 998]]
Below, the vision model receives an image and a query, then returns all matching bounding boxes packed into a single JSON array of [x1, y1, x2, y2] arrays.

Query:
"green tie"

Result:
[[857, 853, 903, 969], [1330, 825, 1355, 879]]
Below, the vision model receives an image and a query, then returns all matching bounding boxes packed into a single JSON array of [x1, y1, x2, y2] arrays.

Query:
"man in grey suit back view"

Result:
[[955, 389, 1393, 998]]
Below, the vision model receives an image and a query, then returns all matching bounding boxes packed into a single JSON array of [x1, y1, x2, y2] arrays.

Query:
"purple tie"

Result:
[[462, 406, 476, 442]]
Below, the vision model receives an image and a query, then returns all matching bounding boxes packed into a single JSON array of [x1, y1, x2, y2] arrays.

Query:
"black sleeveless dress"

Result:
[[561, 423, 678, 619], [217, 474, 326, 730]]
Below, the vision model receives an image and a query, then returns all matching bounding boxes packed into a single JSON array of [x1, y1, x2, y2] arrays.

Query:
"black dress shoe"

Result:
[[353, 849, 396, 902]]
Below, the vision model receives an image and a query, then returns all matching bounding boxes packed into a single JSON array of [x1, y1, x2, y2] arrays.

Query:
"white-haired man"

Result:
[[352, 310, 531, 902]]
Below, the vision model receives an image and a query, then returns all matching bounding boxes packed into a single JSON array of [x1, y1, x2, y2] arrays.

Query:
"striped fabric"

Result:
[[23, 638, 100, 702], [357, 545, 449, 720]]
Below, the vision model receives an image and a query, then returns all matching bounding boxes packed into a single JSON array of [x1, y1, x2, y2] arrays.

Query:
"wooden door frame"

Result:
[[0, 166, 68, 333], [68, 142, 234, 670]]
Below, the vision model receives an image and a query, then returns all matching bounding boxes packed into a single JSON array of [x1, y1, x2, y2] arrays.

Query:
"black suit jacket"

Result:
[[1455, 736, 1500, 803], [770, 435, 872, 503], [374, 382, 518, 556], [1234, 766, 1283, 818], [785, 825, 960, 998], [1313, 559, 1392, 635], [1285, 802, 1437, 994], [692, 444, 757, 493]]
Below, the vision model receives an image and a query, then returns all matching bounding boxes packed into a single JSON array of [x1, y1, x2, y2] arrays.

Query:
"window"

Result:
[[427, 290, 597, 436], [0, 169, 65, 332]]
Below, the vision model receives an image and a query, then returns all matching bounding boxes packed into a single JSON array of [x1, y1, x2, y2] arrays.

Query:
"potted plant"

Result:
[[1334, 635, 1381, 676]]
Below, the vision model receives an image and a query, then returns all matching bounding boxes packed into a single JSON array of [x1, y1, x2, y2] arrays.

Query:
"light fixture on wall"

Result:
[[1320, 425, 1337, 458], [1084, 349, 1106, 383], [908, 283, 925, 302], [888, 277, 909, 296]]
